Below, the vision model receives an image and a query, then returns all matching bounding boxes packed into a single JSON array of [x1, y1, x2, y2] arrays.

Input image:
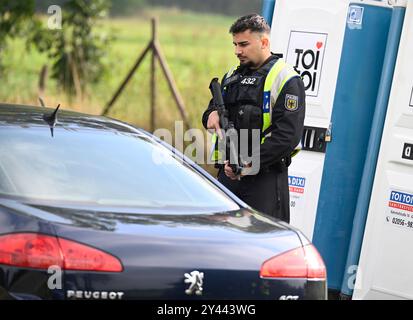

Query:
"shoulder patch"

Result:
[[285, 94, 299, 111]]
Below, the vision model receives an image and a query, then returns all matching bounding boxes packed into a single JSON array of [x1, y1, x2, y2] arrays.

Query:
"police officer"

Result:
[[202, 14, 305, 223]]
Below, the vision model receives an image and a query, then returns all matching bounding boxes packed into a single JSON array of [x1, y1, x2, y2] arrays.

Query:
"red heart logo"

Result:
[[316, 42, 323, 49]]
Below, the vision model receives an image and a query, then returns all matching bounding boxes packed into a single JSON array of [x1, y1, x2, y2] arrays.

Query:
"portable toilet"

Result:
[[268, 0, 396, 294], [347, 0, 412, 299]]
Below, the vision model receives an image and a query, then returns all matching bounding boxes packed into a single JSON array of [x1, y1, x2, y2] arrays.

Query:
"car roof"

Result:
[[0, 103, 142, 135]]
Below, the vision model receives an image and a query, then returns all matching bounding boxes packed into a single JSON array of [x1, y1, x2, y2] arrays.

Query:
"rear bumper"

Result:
[[0, 266, 326, 300]]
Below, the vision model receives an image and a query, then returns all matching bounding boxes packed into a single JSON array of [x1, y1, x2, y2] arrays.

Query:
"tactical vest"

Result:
[[210, 57, 300, 162]]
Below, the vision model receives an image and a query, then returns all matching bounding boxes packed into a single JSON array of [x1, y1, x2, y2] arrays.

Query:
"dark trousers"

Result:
[[218, 164, 290, 223]]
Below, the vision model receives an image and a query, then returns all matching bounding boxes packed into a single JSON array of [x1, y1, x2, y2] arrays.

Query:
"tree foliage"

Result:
[[34, 0, 112, 95], [0, 1, 36, 72]]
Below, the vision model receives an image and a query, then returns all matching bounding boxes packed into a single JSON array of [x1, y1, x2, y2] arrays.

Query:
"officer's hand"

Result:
[[224, 160, 239, 180], [240, 161, 252, 177], [207, 110, 223, 140]]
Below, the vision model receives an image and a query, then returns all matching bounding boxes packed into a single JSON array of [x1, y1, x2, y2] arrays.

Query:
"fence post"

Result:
[[103, 17, 191, 132], [151, 18, 157, 132]]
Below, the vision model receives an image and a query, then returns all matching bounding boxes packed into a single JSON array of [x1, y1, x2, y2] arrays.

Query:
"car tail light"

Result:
[[0, 233, 122, 272], [260, 244, 326, 279], [0, 233, 62, 269], [58, 237, 122, 272]]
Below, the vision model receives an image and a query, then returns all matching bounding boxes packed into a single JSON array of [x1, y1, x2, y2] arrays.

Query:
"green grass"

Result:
[[0, 7, 238, 134]]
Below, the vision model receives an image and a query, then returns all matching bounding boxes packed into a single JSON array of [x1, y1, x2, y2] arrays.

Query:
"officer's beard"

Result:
[[240, 61, 253, 68], [239, 58, 261, 70], [239, 60, 254, 72]]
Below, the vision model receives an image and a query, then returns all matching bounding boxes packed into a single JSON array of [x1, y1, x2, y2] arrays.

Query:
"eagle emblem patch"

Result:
[[285, 94, 298, 111]]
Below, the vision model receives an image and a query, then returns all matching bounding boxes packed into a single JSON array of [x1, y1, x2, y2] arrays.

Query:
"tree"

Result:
[[34, 0, 112, 95], [0, 1, 36, 73]]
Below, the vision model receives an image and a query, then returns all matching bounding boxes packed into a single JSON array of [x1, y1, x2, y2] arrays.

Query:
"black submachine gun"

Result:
[[209, 78, 242, 175]]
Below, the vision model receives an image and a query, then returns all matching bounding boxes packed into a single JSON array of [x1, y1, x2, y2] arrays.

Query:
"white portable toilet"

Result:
[[270, 0, 393, 239], [270, 0, 397, 293], [270, 0, 349, 240], [353, 0, 413, 300]]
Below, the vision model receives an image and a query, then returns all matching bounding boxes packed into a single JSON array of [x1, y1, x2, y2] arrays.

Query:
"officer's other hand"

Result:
[[224, 160, 239, 180], [240, 161, 252, 177], [207, 110, 223, 140]]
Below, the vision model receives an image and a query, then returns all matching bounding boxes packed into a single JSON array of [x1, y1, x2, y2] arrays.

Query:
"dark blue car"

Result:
[[0, 104, 327, 300]]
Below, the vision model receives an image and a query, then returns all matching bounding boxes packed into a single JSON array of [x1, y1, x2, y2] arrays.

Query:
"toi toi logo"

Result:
[[286, 31, 327, 97], [293, 46, 322, 92]]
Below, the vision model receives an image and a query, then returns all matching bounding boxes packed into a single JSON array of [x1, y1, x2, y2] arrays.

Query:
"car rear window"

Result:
[[0, 127, 239, 213]]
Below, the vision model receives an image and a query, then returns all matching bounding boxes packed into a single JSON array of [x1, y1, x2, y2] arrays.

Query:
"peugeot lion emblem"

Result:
[[184, 270, 204, 296]]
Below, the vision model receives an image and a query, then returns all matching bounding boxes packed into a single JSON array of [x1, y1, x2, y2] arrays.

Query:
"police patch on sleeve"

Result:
[[285, 94, 299, 111]]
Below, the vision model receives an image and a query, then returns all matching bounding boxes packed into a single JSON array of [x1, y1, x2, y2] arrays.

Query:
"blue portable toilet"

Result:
[[265, 0, 397, 295]]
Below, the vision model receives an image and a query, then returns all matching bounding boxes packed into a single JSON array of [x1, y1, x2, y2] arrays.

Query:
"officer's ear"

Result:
[[260, 34, 270, 50]]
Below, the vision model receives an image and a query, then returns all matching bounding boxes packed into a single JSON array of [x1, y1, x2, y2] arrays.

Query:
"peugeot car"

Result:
[[0, 104, 327, 300]]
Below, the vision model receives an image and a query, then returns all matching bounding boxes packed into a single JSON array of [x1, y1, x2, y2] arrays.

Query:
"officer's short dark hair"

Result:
[[229, 14, 270, 35]]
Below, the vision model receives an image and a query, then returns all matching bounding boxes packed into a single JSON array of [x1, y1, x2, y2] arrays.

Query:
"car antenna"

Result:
[[43, 104, 60, 138]]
